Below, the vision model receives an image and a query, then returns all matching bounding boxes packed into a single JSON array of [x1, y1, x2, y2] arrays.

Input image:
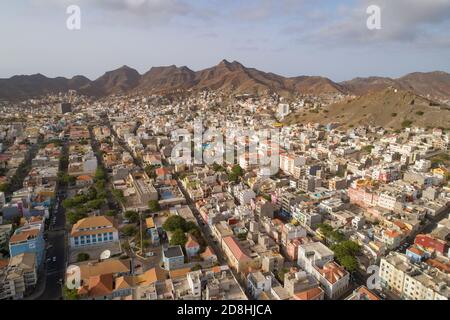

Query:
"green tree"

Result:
[[148, 200, 161, 213], [338, 255, 358, 273], [63, 287, 79, 300], [86, 199, 104, 210], [77, 253, 90, 262], [0, 183, 9, 193], [231, 164, 244, 177], [112, 189, 126, 205], [122, 225, 137, 237], [170, 229, 187, 246], [228, 172, 239, 183], [105, 210, 117, 217], [124, 211, 140, 223], [67, 211, 87, 225], [163, 215, 187, 232], [94, 167, 106, 182]]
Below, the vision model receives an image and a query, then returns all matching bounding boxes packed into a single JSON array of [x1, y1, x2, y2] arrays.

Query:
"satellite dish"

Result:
[[100, 250, 111, 261]]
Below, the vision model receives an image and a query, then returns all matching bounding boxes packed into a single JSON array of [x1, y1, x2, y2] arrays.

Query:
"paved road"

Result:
[[35, 143, 69, 300]]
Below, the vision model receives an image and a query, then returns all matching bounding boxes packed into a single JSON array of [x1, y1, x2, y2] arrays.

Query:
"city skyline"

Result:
[[1, 0, 450, 81]]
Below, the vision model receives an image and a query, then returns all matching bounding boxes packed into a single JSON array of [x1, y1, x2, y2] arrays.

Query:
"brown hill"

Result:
[[285, 88, 450, 129], [341, 71, 450, 100], [1, 61, 449, 101], [0, 60, 346, 100], [137, 65, 196, 93], [0, 74, 90, 101], [79, 65, 141, 96]]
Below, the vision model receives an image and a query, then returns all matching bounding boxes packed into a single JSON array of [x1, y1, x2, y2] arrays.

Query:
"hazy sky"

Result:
[[1, 0, 450, 81]]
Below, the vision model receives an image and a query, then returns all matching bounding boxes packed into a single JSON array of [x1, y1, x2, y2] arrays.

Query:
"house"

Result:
[[222, 236, 253, 273], [0, 252, 37, 300], [9, 221, 45, 266], [284, 269, 324, 300], [247, 271, 272, 299], [201, 246, 218, 267], [313, 261, 349, 299], [162, 246, 185, 271], [76, 175, 94, 187], [414, 234, 447, 256], [69, 216, 119, 248], [185, 235, 200, 258], [345, 286, 381, 300], [155, 167, 172, 181]]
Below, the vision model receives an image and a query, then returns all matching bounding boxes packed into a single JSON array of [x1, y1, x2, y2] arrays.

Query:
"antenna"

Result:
[[100, 250, 111, 261]]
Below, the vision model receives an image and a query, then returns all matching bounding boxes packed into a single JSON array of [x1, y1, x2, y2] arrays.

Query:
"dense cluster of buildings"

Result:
[[0, 91, 448, 300]]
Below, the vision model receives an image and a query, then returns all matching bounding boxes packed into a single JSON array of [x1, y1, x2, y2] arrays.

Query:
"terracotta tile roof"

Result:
[[348, 286, 381, 300], [87, 274, 114, 297], [78, 259, 131, 282], [407, 246, 425, 256], [185, 235, 200, 249], [72, 215, 115, 231], [201, 246, 216, 259], [135, 267, 166, 286], [293, 287, 324, 300], [0, 259, 10, 269], [9, 229, 39, 244], [77, 175, 93, 181], [316, 261, 348, 285], [169, 267, 191, 280], [114, 276, 135, 290], [223, 236, 250, 262]]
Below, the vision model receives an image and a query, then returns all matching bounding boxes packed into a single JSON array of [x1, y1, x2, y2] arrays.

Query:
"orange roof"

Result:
[[349, 286, 381, 300], [77, 175, 93, 181], [156, 167, 170, 176], [169, 267, 191, 280], [185, 235, 200, 249], [145, 217, 155, 229], [294, 287, 324, 300], [87, 274, 114, 297], [426, 259, 450, 273], [71, 216, 117, 237], [223, 236, 250, 261], [201, 246, 216, 259], [114, 276, 135, 290], [384, 229, 401, 238], [135, 267, 166, 286], [407, 246, 424, 256], [9, 229, 39, 244], [316, 262, 348, 285], [0, 259, 9, 269]]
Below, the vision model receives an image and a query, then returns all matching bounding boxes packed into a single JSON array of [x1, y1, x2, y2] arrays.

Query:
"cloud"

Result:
[[288, 0, 450, 47], [32, 0, 195, 25]]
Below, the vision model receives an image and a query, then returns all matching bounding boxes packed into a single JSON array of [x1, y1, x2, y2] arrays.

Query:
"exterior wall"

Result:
[[70, 231, 119, 248]]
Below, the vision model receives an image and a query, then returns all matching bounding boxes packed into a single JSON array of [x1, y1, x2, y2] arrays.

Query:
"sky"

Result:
[[1, 0, 450, 81]]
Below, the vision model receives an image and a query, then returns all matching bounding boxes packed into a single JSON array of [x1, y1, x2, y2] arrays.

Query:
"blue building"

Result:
[[162, 246, 185, 271], [9, 221, 45, 266]]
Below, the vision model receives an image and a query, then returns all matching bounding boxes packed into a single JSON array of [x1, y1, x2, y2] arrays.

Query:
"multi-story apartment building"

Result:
[[297, 242, 349, 299], [9, 221, 45, 266], [0, 253, 37, 300], [379, 252, 449, 300]]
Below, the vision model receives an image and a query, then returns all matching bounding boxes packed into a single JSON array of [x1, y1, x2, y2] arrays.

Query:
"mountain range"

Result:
[[2, 60, 450, 101]]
